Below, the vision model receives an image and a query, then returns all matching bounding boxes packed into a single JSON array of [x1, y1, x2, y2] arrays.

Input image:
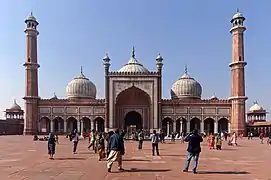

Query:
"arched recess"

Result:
[[190, 118, 201, 132], [124, 111, 142, 130], [40, 117, 50, 133], [82, 117, 91, 132], [162, 117, 173, 136], [204, 118, 215, 134], [218, 118, 228, 133], [176, 118, 187, 134], [115, 86, 151, 129], [94, 117, 105, 132], [67, 117, 77, 133], [53, 117, 64, 132]]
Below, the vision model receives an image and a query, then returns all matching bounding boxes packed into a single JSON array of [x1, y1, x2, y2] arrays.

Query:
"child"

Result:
[[97, 133, 105, 161], [216, 135, 222, 150]]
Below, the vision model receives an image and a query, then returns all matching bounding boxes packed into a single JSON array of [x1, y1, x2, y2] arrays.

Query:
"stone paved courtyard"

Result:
[[0, 136, 270, 180]]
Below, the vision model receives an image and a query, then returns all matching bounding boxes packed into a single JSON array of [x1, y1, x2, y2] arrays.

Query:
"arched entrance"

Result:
[[67, 117, 77, 133], [115, 86, 151, 130], [124, 111, 142, 130], [82, 117, 91, 132], [53, 117, 64, 132], [162, 118, 173, 136], [204, 118, 215, 134], [190, 118, 200, 132], [94, 117, 105, 132], [218, 118, 228, 133], [39, 117, 50, 133]]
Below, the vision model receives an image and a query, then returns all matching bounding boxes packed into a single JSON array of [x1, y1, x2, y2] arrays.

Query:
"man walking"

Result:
[[107, 129, 125, 173], [150, 130, 160, 156], [183, 129, 203, 174], [138, 130, 144, 150]]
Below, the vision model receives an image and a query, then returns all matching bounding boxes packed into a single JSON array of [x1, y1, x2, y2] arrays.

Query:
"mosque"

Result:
[[20, 10, 271, 136]]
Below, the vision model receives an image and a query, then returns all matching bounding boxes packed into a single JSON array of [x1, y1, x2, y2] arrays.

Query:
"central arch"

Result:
[[124, 111, 142, 130], [115, 86, 151, 131]]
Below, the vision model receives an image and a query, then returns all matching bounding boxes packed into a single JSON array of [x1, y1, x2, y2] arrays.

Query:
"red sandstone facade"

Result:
[[23, 11, 248, 136]]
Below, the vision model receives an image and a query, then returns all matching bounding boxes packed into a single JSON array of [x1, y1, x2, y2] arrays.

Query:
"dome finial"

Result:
[[132, 45, 135, 58], [236, 8, 239, 13], [13, 99, 17, 104], [184, 64, 188, 74], [80, 65, 83, 75], [253, 100, 258, 104]]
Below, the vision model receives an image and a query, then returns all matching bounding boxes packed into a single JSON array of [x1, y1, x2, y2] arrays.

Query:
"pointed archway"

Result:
[[53, 117, 64, 132], [67, 117, 77, 133], [94, 117, 105, 132], [39, 117, 50, 133], [115, 86, 151, 130], [190, 118, 200, 132], [218, 118, 228, 133], [124, 111, 142, 130], [204, 118, 215, 134]]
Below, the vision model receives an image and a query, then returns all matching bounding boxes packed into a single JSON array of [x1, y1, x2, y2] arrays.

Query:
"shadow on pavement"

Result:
[[127, 168, 171, 173], [161, 154, 186, 157], [54, 157, 87, 160], [198, 171, 250, 174], [123, 159, 150, 162]]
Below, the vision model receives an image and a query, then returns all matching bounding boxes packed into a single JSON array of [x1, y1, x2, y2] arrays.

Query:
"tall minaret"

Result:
[[229, 9, 247, 135], [23, 12, 40, 135]]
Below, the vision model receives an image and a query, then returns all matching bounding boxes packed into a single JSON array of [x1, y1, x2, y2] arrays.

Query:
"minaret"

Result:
[[23, 12, 40, 135], [229, 9, 247, 135], [156, 54, 163, 130], [103, 53, 111, 132]]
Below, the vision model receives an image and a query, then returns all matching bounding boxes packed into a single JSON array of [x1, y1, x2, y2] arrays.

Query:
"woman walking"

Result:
[[48, 133, 56, 159]]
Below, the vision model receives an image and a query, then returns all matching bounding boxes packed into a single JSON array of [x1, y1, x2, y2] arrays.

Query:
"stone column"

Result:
[[64, 120, 67, 133], [200, 120, 204, 134], [180, 121, 183, 134], [50, 120, 54, 133], [77, 120, 80, 133], [228, 122, 231, 133], [173, 121, 176, 133], [91, 120, 94, 131], [58, 122, 61, 132], [186, 121, 190, 134], [214, 120, 218, 134], [167, 121, 170, 136], [96, 121, 98, 132], [80, 120, 84, 136]]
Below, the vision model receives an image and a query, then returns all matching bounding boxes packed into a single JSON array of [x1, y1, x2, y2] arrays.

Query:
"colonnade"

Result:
[[163, 118, 230, 136]]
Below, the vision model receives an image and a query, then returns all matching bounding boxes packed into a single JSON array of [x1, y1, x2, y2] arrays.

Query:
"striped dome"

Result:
[[66, 68, 96, 99], [171, 67, 202, 99]]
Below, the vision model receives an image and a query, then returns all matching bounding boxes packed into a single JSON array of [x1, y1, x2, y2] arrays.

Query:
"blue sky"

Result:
[[0, 0, 270, 118]]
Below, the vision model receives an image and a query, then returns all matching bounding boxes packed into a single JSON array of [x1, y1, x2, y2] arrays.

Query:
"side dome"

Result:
[[10, 99, 21, 110], [249, 101, 264, 112], [171, 67, 202, 99], [118, 46, 149, 73], [66, 68, 96, 99]]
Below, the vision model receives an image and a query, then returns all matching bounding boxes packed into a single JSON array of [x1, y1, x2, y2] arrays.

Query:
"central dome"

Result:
[[66, 68, 96, 99], [118, 46, 149, 73], [171, 66, 202, 99]]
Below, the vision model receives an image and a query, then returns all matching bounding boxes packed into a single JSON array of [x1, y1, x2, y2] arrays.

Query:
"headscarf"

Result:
[[48, 133, 54, 139], [216, 134, 221, 141]]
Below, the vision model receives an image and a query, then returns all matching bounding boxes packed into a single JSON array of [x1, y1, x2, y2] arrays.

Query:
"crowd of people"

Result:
[[32, 128, 271, 174]]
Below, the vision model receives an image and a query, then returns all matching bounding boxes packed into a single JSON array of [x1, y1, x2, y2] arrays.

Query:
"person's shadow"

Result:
[[198, 171, 250, 174]]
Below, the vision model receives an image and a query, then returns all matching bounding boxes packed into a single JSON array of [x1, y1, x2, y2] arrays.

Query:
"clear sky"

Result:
[[0, 0, 270, 119]]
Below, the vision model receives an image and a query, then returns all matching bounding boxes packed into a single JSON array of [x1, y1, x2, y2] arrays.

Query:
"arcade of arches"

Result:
[[162, 117, 229, 136], [115, 86, 151, 132], [39, 116, 105, 134]]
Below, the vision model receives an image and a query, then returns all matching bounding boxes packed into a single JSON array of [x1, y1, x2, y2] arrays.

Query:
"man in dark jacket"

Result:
[[183, 129, 203, 174], [107, 129, 125, 172]]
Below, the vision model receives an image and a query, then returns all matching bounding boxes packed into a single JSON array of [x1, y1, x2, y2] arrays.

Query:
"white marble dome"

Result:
[[171, 67, 202, 99], [66, 69, 96, 99], [249, 102, 264, 111], [118, 47, 149, 73], [10, 100, 21, 110]]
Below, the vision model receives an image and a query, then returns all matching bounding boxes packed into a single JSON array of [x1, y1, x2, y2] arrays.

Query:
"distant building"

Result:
[[22, 10, 248, 136], [0, 100, 24, 135], [246, 102, 271, 137]]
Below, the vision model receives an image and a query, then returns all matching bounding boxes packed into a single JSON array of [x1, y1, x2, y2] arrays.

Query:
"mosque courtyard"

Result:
[[0, 136, 270, 180]]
